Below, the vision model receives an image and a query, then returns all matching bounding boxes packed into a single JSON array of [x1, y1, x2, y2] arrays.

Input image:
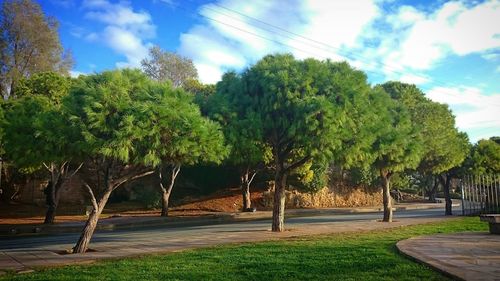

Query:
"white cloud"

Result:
[[177, 0, 379, 83], [426, 86, 500, 141], [82, 0, 156, 68], [176, 0, 499, 84], [482, 52, 499, 61], [70, 70, 86, 78], [398, 73, 430, 85], [50, 0, 75, 8], [378, 1, 500, 74]]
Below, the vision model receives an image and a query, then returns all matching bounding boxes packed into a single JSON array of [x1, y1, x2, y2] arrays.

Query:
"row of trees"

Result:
[[1, 0, 499, 255], [1, 69, 228, 253]]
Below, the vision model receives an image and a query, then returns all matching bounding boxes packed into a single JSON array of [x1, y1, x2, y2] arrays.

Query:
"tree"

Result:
[[370, 86, 423, 222], [0, 0, 72, 98], [65, 70, 161, 253], [1, 72, 82, 223], [142, 86, 228, 217], [380, 82, 470, 214], [470, 138, 500, 175], [184, 78, 216, 115], [438, 132, 470, 215], [208, 72, 267, 211], [234, 54, 357, 232], [141, 45, 198, 88]]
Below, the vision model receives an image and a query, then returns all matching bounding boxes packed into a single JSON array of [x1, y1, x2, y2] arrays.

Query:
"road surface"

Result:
[[0, 208, 452, 252]]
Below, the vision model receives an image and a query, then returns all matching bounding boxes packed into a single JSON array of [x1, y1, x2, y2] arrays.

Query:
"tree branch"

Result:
[[83, 182, 98, 211], [285, 156, 311, 173], [69, 162, 84, 178], [112, 169, 154, 191]]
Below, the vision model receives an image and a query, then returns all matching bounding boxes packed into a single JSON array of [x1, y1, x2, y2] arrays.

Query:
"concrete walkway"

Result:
[[0, 210, 454, 274], [397, 233, 500, 281]]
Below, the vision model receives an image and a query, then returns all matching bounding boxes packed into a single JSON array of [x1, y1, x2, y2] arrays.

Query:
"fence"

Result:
[[461, 174, 500, 215]]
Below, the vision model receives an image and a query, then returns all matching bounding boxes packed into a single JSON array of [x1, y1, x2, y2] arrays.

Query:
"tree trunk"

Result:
[[241, 168, 256, 211], [428, 177, 439, 202], [272, 168, 287, 232], [242, 181, 251, 210], [43, 176, 64, 224], [441, 174, 453, 216], [159, 165, 180, 217], [43, 180, 57, 224], [161, 191, 171, 217], [72, 189, 111, 254], [380, 169, 393, 222]]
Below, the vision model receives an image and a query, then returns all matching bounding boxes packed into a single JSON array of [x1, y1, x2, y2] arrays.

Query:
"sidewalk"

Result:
[[0, 202, 455, 237], [397, 232, 500, 281]]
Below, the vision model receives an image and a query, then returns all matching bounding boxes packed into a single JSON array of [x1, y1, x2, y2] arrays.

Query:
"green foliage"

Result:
[[64, 69, 156, 164], [0, 0, 72, 98], [16, 72, 71, 104], [183, 78, 216, 114], [370, 85, 423, 174], [381, 82, 469, 175], [240, 54, 356, 175], [316, 60, 376, 169], [2, 76, 78, 171], [208, 71, 267, 171], [295, 159, 330, 193], [135, 186, 161, 209], [141, 84, 228, 168], [469, 138, 500, 175]]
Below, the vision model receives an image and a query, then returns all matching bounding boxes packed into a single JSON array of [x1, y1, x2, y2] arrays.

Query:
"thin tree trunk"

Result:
[[428, 176, 439, 202], [72, 188, 111, 254], [380, 169, 393, 222], [159, 165, 180, 217], [272, 167, 287, 232], [241, 168, 257, 211], [441, 174, 453, 216], [43, 179, 57, 224], [43, 163, 82, 224], [73, 165, 152, 254]]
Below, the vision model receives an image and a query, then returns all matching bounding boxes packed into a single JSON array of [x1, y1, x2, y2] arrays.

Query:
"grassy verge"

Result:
[[2, 217, 486, 281]]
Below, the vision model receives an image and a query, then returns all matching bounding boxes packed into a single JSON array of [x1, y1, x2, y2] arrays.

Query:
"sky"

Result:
[[34, 0, 499, 142]]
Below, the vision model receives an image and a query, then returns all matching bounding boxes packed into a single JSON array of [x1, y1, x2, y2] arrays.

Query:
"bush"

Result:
[[136, 189, 161, 209]]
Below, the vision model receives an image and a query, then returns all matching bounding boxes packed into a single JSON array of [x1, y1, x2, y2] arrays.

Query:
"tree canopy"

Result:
[[231, 54, 376, 231], [469, 138, 500, 175], [141, 45, 198, 88], [1, 72, 79, 223], [0, 0, 72, 98]]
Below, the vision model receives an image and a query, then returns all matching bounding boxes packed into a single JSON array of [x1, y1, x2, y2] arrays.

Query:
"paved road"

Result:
[[0, 208, 451, 251]]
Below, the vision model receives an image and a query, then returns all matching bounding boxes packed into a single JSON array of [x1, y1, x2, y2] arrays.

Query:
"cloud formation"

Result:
[[178, 0, 379, 83], [177, 0, 499, 85], [82, 0, 156, 67], [427, 86, 500, 141], [379, 0, 500, 77]]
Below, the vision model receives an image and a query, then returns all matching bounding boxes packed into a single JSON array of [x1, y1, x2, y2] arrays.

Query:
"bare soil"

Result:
[[0, 188, 264, 225]]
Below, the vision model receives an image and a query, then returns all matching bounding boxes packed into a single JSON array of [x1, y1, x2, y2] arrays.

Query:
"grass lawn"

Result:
[[2, 217, 487, 281]]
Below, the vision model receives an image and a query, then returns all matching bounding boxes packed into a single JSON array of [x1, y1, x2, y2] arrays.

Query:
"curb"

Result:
[[0, 203, 454, 238]]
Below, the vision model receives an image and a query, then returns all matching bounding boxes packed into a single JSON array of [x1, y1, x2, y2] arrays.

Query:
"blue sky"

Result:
[[36, 0, 499, 142]]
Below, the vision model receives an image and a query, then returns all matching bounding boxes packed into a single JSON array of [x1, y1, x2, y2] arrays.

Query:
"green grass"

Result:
[[2, 217, 487, 281]]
